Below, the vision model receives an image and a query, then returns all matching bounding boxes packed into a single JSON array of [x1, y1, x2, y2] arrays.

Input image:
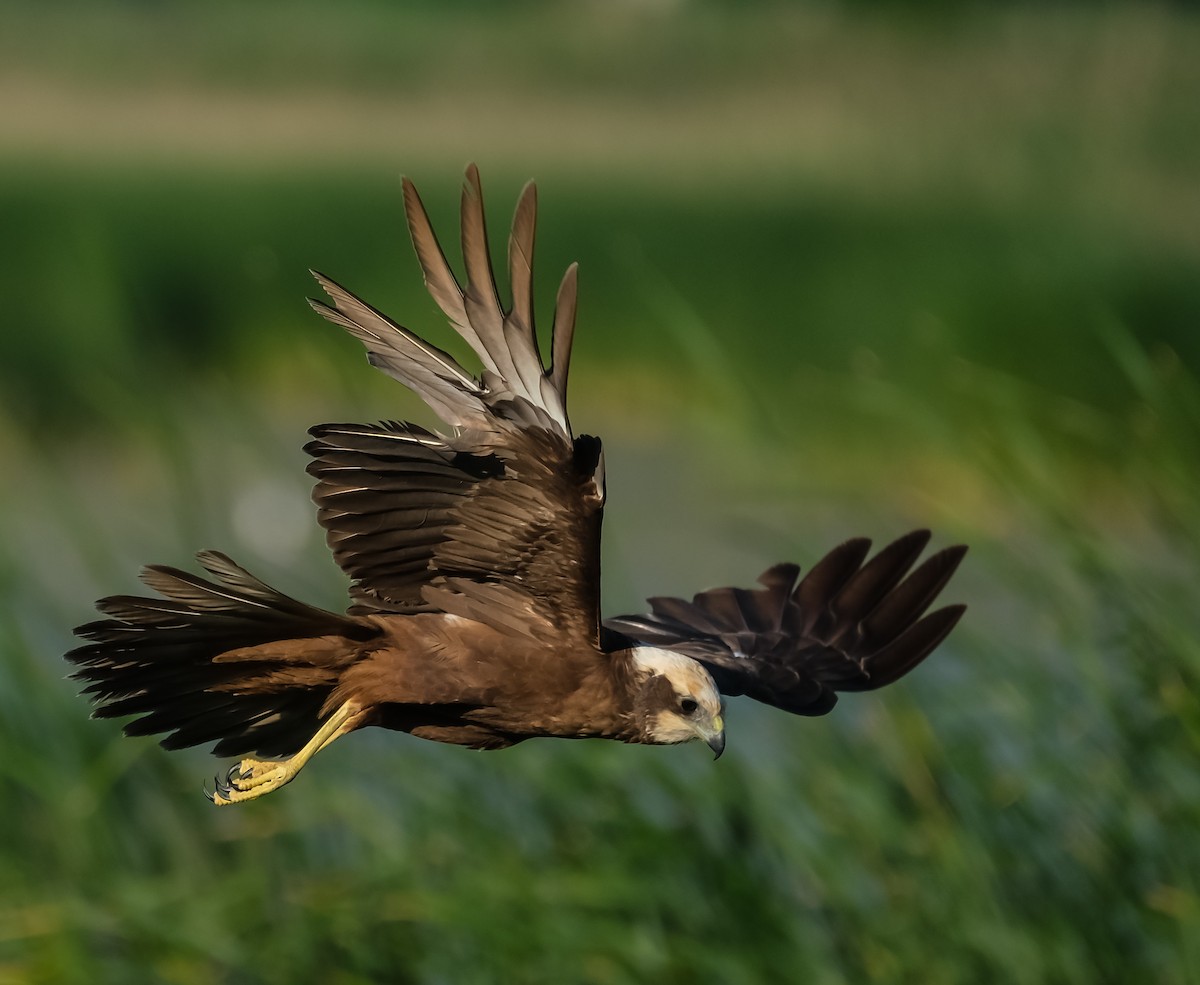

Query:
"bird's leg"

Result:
[[207, 700, 363, 806]]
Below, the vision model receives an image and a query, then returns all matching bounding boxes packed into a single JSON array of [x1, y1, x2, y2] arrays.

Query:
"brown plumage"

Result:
[[66, 166, 967, 805]]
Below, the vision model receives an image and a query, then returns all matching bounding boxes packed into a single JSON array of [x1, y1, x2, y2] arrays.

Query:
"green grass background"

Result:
[[2, 2, 1200, 982]]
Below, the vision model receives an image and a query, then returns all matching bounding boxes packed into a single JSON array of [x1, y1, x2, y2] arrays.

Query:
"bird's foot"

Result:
[[205, 758, 296, 806], [201, 700, 363, 807]]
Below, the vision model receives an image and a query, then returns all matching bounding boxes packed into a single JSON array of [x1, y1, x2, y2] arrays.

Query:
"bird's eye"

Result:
[[680, 698, 699, 716]]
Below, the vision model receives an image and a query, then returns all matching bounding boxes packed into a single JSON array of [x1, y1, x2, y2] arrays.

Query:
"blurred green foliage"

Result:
[[2, 1, 1200, 983], [5, 164, 1198, 430]]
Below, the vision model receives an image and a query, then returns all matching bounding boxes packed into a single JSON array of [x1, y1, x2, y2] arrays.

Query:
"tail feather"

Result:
[[68, 554, 380, 758]]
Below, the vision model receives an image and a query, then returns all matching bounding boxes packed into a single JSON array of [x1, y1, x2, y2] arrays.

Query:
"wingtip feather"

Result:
[[549, 262, 579, 402], [864, 603, 967, 689]]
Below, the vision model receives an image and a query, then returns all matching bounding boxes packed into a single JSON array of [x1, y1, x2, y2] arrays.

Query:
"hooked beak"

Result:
[[704, 715, 726, 760]]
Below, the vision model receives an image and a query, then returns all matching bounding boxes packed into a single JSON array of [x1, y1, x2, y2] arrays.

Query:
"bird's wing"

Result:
[[605, 530, 967, 715], [306, 166, 605, 645]]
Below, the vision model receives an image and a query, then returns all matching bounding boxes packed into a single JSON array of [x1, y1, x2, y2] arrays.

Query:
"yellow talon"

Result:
[[206, 700, 362, 806]]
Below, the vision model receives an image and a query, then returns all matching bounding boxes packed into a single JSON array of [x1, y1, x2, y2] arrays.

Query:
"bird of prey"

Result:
[[67, 166, 967, 806]]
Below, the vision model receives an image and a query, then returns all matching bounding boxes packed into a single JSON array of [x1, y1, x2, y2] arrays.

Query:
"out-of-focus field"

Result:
[[2, 3, 1199, 983]]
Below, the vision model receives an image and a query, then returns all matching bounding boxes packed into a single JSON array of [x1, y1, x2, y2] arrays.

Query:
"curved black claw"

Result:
[[202, 779, 215, 803]]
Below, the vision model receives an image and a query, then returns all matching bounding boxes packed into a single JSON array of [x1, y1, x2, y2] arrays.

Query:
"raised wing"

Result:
[[306, 167, 605, 644], [605, 530, 967, 715]]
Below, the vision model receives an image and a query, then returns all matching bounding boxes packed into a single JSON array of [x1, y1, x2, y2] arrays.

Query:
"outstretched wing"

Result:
[[306, 166, 605, 645], [605, 530, 967, 716]]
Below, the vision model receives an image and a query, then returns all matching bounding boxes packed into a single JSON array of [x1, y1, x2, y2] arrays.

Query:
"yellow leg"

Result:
[[207, 700, 362, 806]]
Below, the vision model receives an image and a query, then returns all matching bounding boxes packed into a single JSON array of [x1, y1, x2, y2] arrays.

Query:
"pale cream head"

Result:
[[628, 646, 726, 756]]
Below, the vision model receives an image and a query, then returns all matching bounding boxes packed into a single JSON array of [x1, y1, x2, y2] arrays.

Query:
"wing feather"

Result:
[[508, 180, 538, 358], [305, 170, 602, 640], [549, 263, 578, 412], [861, 544, 969, 650], [825, 528, 931, 637], [401, 176, 490, 368], [606, 531, 967, 716], [460, 165, 521, 387], [307, 275, 490, 430]]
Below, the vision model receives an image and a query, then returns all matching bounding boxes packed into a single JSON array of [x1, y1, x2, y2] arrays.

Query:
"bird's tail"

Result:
[[67, 552, 380, 758]]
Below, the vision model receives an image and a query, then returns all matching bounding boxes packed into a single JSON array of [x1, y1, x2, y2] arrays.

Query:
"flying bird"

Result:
[[67, 167, 967, 805]]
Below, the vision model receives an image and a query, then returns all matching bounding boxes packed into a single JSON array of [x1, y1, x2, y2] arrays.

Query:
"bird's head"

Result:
[[626, 646, 725, 757]]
